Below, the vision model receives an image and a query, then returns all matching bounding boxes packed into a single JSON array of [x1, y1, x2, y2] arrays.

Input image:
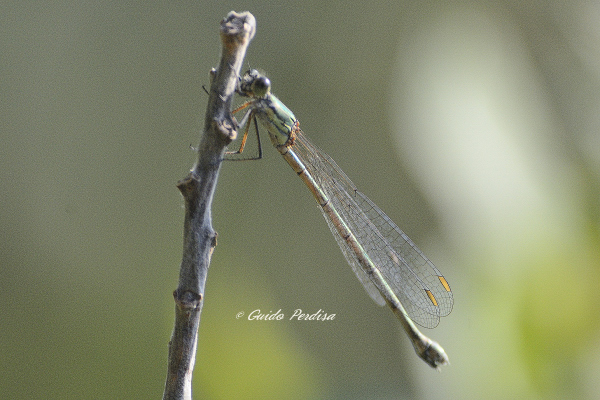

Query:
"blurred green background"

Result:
[[2, 1, 600, 399]]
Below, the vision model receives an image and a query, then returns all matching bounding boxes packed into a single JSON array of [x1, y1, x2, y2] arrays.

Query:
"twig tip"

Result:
[[221, 11, 256, 46]]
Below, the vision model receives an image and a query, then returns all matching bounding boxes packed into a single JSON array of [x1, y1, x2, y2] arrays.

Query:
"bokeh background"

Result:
[[2, 1, 600, 399]]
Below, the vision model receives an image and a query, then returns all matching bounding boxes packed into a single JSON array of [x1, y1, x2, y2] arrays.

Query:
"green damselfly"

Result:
[[231, 69, 453, 369]]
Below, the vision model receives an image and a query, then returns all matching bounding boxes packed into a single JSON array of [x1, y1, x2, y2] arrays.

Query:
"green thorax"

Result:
[[254, 93, 297, 147]]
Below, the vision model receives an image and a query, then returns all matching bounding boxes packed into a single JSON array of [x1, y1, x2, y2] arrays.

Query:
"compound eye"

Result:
[[252, 76, 271, 97]]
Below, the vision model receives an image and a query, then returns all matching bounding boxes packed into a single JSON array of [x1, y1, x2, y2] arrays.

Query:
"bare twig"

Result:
[[162, 11, 255, 400]]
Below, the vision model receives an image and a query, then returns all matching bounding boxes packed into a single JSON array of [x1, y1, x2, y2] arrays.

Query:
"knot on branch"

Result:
[[176, 175, 198, 197], [173, 289, 203, 310], [215, 117, 236, 143]]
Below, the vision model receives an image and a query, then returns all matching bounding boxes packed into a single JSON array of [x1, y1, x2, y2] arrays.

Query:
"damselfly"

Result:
[[230, 69, 453, 369]]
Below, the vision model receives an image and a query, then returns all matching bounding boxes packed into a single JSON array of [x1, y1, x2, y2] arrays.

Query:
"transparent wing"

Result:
[[321, 211, 387, 307], [293, 131, 453, 328]]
